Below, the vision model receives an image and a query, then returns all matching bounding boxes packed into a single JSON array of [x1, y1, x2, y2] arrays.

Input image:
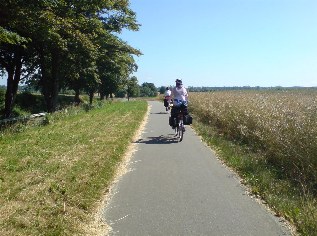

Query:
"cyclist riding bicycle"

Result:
[[164, 87, 172, 111], [170, 79, 189, 131]]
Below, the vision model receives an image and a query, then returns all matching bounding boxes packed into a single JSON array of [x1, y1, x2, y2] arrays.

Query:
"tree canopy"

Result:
[[140, 82, 157, 97], [0, 0, 142, 117]]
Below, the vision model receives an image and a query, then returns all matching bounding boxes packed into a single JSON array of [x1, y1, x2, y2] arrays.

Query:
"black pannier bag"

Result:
[[180, 102, 188, 115], [171, 106, 187, 116], [183, 114, 193, 125], [171, 107, 178, 117], [169, 116, 177, 127]]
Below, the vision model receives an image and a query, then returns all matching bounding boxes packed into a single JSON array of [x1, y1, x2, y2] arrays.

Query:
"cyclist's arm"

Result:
[[184, 88, 189, 101]]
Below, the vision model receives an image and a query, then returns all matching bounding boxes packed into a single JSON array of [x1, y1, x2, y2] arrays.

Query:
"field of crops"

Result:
[[189, 89, 317, 234], [190, 89, 317, 193]]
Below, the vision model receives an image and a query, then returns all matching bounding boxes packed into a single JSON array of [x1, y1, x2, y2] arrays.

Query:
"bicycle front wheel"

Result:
[[177, 124, 184, 142]]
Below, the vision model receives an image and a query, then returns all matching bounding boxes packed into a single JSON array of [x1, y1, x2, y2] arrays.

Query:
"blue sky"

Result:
[[1, 0, 316, 88], [121, 0, 317, 87]]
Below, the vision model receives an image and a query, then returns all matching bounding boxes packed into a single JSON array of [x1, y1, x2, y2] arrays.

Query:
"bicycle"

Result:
[[170, 106, 185, 142], [164, 96, 172, 111], [175, 109, 185, 142]]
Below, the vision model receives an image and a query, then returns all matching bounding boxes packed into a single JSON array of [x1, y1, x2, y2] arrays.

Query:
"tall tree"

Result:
[[0, 0, 67, 113], [140, 82, 157, 97], [127, 76, 140, 100], [0, 37, 27, 118], [0, 0, 31, 117], [97, 34, 141, 99]]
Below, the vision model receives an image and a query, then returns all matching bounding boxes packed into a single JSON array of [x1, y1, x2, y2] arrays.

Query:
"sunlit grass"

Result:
[[0, 100, 147, 235], [190, 89, 317, 235]]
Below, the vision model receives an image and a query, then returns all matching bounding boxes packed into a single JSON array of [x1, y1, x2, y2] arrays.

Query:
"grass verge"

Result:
[[0, 100, 147, 235], [192, 116, 317, 236]]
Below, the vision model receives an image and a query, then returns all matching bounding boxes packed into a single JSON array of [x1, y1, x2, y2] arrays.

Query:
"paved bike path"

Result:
[[103, 101, 291, 235]]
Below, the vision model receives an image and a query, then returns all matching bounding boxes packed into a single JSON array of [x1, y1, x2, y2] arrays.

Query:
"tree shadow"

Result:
[[135, 135, 178, 144]]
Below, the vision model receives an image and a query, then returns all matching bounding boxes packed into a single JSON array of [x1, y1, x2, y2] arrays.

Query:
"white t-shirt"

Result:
[[164, 90, 172, 97], [172, 86, 188, 101]]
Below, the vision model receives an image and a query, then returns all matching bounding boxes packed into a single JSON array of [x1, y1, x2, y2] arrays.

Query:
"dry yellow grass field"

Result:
[[190, 90, 317, 187], [189, 89, 317, 235]]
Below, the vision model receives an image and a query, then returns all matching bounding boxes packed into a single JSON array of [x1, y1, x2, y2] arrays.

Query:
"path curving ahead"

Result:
[[102, 101, 291, 236]]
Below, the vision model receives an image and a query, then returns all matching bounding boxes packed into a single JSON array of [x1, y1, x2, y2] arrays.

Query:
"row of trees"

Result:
[[115, 80, 158, 99], [0, 0, 141, 118]]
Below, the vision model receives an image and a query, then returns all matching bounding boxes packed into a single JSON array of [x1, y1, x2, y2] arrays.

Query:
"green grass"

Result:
[[0, 100, 147, 235], [192, 115, 317, 236]]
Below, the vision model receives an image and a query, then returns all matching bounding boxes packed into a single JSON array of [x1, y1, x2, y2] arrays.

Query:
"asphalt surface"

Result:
[[103, 101, 291, 236]]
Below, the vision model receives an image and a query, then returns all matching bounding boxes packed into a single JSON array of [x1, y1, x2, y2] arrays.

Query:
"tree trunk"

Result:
[[41, 50, 60, 113], [100, 90, 105, 100], [89, 91, 94, 105], [74, 88, 81, 105], [3, 48, 23, 118], [4, 68, 15, 118], [49, 50, 60, 112]]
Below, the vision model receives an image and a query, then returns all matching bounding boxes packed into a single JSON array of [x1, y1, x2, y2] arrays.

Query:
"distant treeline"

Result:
[[187, 86, 317, 92]]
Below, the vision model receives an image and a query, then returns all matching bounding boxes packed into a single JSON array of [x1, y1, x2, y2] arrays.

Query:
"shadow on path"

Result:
[[150, 112, 169, 115], [135, 135, 178, 144]]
